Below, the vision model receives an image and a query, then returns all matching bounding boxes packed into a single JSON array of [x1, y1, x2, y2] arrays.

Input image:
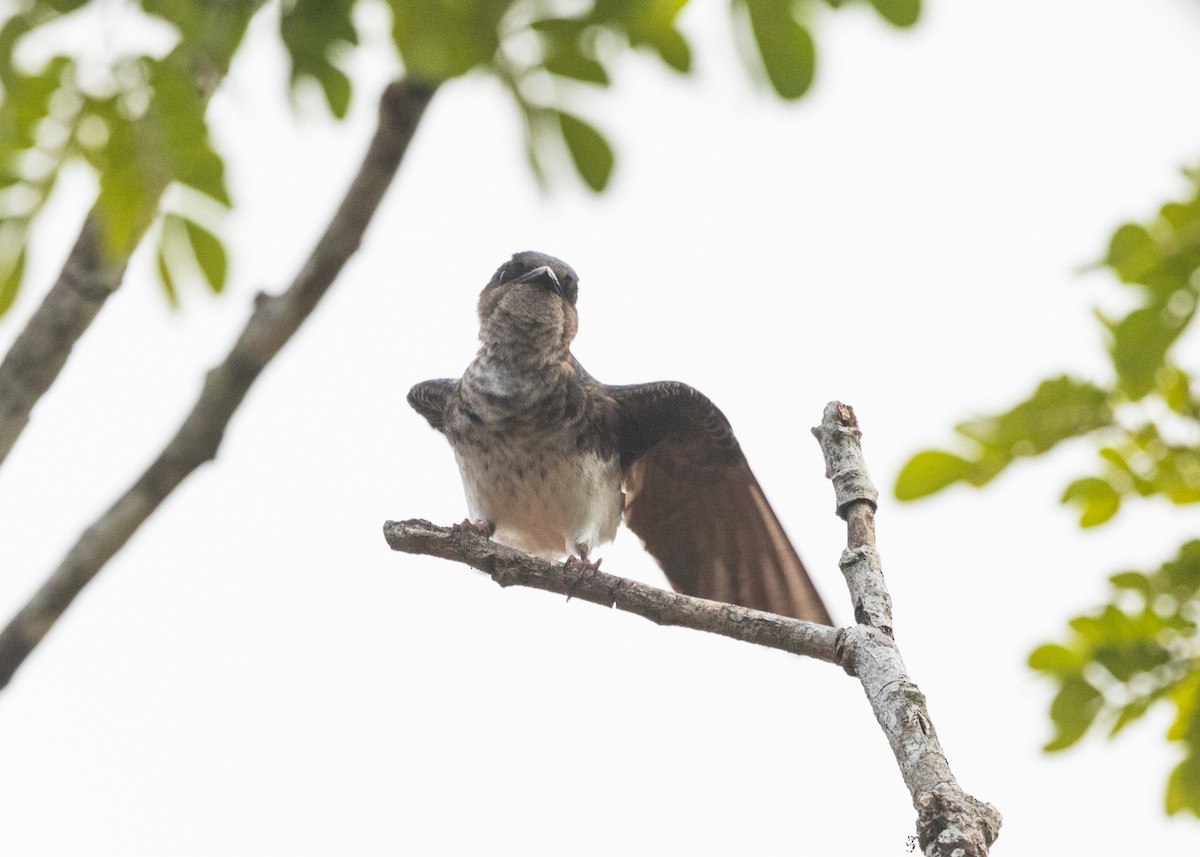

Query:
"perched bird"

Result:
[[408, 251, 832, 625]]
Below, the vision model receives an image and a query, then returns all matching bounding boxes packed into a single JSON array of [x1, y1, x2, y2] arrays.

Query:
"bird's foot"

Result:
[[565, 543, 602, 573], [451, 518, 495, 539], [563, 548, 601, 603]]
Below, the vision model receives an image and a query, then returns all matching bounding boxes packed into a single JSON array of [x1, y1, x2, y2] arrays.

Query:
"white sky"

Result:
[[2, 0, 1200, 852]]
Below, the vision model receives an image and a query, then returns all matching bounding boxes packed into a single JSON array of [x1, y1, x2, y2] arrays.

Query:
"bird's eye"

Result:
[[485, 262, 511, 290]]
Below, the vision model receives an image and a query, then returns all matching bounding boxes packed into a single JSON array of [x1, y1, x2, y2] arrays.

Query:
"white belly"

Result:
[[455, 442, 623, 560]]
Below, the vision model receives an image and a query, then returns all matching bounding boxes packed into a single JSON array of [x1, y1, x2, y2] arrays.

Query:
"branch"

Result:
[[386, 401, 1001, 854], [384, 519, 840, 662], [813, 402, 1001, 856], [0, 1, 267, 469], [0, 78, 437, 691]]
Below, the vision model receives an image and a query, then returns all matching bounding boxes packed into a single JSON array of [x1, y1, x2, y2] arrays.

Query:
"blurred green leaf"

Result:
[[1166, 755, 1200, 817], [1061, 476, 1120, 527], [1028, 643, 1080, 674], [869, 0, 920, 27], [529, 17, 585, 39], [142, 0, 209, 39], [1110, 689, 1171, 738], [156, 212, 227, 299], [638, 23, 690, 72], [893, 450, 972, 499], [1166, 676, 1200, 816], [743, 0, 815, 99], [94, 115, 160, 257], [150, 57, 230, 206], [387, 0, 504, 82], [280, 0, 358, 118], [622, 0, 692, 73], [1162, 541, 1200, 594], [1044, 675, 1103, 751], [955, 376, 1112, 454], [1109, 571, 1151, 594], [0, 244, 25, 315], [1105, 223, 1157, 284], [557, 110, 613, 192], [182, 217, 227, 293], [544, 47, 610, 85], [155, 231, 179, 307], [1104, 306, 1183, 399], [1157, 366, 1195, 416], [896, 377, 1113, 501]]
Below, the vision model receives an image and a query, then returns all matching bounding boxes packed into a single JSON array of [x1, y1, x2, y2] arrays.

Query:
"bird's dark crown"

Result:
[[483, 250, 580, 306]]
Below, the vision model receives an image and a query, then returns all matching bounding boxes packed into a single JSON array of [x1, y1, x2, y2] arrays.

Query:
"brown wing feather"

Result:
[[408, 379, 457, 432], [610, 381, 833, 625]]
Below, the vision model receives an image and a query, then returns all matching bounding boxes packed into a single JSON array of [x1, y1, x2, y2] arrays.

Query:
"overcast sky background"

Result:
[[2, 0, 1200, 852]]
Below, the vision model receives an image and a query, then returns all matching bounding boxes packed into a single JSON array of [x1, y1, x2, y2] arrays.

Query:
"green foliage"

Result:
[[556, 111, 613, 192], [868, 0, 920, 28], [156, 213, 226, 305], [897, 173, 1200, 519], [899, 170, 1200, 815], [734, 0, 919, 101], [0, 0, 252, 311], [493, 0, 696, 193], [741, 0, 815, 100], [1028, 543, 1200, 815], [895, 377, 1113, 499], [1100, 178, 1200, 400], [280, 0, 359, 118], [0, 0, 923, 315]]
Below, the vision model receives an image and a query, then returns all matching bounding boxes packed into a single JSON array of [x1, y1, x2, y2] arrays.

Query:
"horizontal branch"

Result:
[[383, 519, 840, 663], [0, 78, 438, 692]]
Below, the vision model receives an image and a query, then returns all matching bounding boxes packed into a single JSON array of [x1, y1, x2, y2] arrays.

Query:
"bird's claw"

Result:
[[564, 554, 602, 572], [451, 518, 494, 539]]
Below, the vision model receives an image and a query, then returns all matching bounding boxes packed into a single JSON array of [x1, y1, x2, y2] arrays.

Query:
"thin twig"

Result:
[[813, 401, 1001, 856], [383, 519, 840, 662], [0, 78, 437, 691]]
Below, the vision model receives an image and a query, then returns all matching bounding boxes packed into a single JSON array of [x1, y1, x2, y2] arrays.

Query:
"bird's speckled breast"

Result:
[[445, 359, 623, 559]]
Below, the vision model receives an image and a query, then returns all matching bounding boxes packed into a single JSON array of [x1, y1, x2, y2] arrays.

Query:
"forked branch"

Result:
[[387, 400, 1001, 855]]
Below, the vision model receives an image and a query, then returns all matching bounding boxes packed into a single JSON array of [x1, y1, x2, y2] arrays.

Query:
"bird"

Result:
[[407, 251, 833, 625]]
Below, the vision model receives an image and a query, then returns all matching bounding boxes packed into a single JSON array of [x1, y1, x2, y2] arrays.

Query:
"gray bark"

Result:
[[0, 0, 266, 468], [0, 78, 437, 691], [389, 400, 1002, 854]]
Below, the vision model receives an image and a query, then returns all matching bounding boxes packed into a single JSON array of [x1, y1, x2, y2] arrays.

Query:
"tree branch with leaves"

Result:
[[0, 0, 919, 691], [896, 167, 1200, 816]]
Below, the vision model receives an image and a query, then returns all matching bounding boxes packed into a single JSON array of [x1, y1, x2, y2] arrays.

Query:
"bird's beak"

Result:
[[512, 265, 563, 298]]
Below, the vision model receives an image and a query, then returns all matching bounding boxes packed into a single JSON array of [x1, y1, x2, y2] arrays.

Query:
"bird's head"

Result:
[[476, 251, 580, 357]]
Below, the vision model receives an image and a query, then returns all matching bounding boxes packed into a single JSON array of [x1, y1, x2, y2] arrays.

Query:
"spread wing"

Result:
[[407, 378, 457, 431], [608, 381, 833, 625]]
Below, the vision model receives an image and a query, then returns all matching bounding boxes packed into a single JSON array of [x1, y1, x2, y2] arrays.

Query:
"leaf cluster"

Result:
[[1, 0, 921, 314], [895, 170, 1200, 814], [0, 1, 252, 312], [896, 172, 1200, 525], [1029, 542, 1200, 816]]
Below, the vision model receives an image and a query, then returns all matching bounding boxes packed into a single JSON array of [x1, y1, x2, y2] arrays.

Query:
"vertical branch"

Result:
[[813, 401, 1001, 856], [0, 78, 437, 692]]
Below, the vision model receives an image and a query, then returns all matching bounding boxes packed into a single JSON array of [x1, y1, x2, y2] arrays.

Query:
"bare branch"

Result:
[[0, 1, 267, 469], [384, 519, 840, 662], [0, 78, 438, 692], [388, 401, 1000, 853], [813, 401, 1001, 856]]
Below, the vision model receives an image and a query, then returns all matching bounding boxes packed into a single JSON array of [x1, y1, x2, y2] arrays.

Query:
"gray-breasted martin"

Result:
[[408, 251, 832, 624]]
